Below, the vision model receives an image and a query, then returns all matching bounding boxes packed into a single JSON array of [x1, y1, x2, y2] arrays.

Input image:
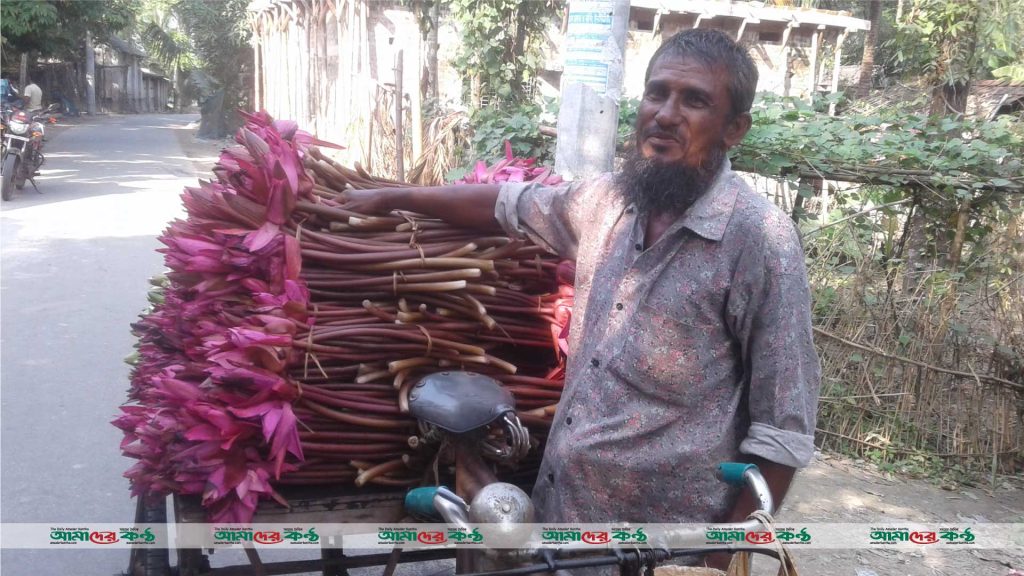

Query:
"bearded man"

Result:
[[344, 28, 820, 570]]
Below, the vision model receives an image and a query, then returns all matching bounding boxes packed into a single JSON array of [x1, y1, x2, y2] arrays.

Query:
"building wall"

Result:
[[252, 0, 439, 177], [95, 44, 149, 113], [622, 13, 841, 101]]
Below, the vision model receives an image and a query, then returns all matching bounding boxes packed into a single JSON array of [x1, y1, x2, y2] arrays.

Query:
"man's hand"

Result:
[[702, 457, 797, 570], [340, 188, 403, 215], [339, 184, 503, 231], [703, 551, 732, 571]]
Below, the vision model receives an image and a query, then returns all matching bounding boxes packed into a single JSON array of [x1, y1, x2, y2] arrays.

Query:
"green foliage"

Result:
[[469, 98, 558, 163], [466, 94, 638, 166], [172, 0, 252, 133], [1, 0, 137, 59], [173, 0, 250, 84], [884, 0, 1024, 82], [138, 1, 199, 73], [885, 0, 979, 86], [992, 64, 1024, 83], [617, 97, 640, 147], [448, 0, 562, 106], [735, 93, 1024, 202]]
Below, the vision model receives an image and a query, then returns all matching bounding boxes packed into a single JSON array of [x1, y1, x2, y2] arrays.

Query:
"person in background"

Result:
[[1, 77, 20, 107], [344, 28, 820, 571], [23, 78, 43, 111]]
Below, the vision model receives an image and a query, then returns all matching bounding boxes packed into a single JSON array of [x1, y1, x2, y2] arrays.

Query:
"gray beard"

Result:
[[616, 147, 725, 217]]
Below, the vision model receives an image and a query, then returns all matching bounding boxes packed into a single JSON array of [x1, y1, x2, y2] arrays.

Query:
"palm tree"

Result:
[[856, 0, 882, 99], [137, 0, 196, 112]]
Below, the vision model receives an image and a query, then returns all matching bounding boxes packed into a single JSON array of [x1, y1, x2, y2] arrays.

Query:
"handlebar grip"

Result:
[[405, 486, 442, 520], [717, 462, 758, 486]]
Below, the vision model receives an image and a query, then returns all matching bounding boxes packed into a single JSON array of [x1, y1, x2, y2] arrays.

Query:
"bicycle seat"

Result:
[[408, 371, 515, 434]]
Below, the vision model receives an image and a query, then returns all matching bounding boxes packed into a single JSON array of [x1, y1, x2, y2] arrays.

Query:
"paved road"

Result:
[[0, 114, 198, 575]]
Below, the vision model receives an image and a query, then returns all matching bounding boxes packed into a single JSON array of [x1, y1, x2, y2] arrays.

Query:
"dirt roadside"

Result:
[[169, 122, 1022, 576], [765, 452, 1023, 576], [172, 116, 229, 174]]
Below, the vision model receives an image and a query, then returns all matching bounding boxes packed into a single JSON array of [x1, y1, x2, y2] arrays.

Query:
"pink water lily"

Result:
[[454, 141, 563, 186], [116, 110, 315, 522]]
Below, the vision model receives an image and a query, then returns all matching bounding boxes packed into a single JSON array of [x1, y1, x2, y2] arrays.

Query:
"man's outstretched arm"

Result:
[[343, 185, 502, 230]]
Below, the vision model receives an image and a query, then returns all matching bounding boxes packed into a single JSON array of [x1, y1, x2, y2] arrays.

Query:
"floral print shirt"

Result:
[[496, 159, 820, 524]]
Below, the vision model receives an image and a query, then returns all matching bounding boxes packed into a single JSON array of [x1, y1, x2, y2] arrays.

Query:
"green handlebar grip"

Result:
[[405, 486, 442, 520], [717, 462, 757, 486]]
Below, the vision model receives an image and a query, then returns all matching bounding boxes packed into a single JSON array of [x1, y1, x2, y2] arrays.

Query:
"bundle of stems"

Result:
[[117, 112, 571, 522], [280, 147, 569, 487]]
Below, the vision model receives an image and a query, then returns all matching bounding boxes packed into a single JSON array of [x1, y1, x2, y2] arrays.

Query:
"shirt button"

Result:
[[547, 473, 555, 483], [591, 358, 600, 368], [565, 416, 573, 426], [634, 243, 643, 251], [615, 302, 623, 310], [625, 207, 635, 214]]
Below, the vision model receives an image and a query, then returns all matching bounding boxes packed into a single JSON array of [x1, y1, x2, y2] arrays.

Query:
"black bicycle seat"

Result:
[[408, 371, 516, 434]]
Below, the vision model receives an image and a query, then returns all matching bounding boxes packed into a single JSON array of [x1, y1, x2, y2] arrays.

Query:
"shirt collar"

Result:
[[673, 157, 740, 242]]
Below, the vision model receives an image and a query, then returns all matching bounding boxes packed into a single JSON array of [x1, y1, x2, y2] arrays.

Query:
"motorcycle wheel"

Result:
[[15, 152, 29, 189], [2, 154, 16, 201]]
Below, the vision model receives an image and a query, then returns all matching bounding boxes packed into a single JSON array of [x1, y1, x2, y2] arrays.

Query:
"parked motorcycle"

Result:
[[1, 103, 59, 201]]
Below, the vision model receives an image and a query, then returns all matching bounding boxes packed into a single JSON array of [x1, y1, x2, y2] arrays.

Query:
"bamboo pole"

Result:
[[411, 44, 423, 165], [394, 49, 405, 182]]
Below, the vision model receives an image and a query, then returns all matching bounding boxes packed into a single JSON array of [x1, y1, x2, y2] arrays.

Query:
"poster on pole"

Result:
[[562, 1, 616, 95]]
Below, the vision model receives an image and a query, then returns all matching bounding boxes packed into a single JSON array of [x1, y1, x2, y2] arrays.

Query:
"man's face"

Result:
[[618, 55, 751, 216], [635, 55, 750, 169]]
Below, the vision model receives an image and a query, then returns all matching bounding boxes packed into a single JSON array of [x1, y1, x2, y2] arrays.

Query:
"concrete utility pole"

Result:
[[554, 0, 630, 181], [85, 32, 97, 115]]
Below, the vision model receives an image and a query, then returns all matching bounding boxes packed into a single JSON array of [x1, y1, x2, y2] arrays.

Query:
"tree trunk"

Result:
[[929, 81, 973, 117], [856, 0, 881, 99], [425, 1, 439, 104], [928, 3, 979, 118], [903, 194, 929, 295], [511, 5, 530, 99], [173, 65, 183, 113], [928, 3, 978, 269], [85, 32, 97, 115], [947, 198, 972, 271]]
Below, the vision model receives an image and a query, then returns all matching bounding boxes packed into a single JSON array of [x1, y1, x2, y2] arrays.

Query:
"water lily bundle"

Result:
[[116, 111, 571, 522], [453, 141, 563, 186]]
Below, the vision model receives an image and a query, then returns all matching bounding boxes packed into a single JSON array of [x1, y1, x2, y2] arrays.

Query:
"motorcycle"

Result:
[[1, 103, 59, 201]]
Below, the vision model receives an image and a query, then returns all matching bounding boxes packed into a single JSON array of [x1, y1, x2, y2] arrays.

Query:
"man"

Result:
[[23, 78, 43, 111], [345, 29, 819, 569]]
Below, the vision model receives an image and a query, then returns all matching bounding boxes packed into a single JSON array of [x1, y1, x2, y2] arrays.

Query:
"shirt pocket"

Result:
[[606, 303, 704, 405]]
